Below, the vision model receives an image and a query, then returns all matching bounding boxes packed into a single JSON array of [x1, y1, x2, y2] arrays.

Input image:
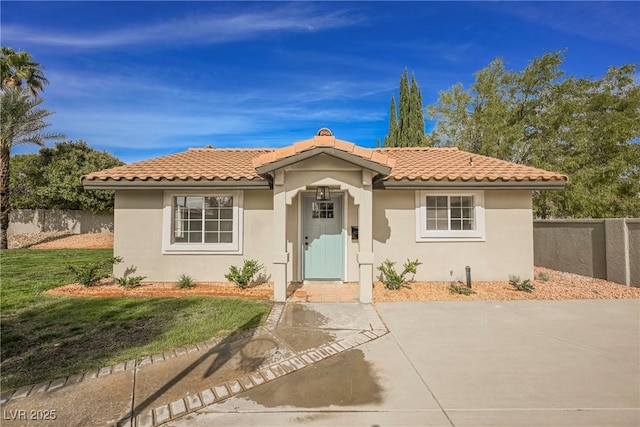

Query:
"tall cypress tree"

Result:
[[398, 69, 411, 146], [409, 73, 427, 146], [383, 95, 398, 147], [383, 69, 429, 147]]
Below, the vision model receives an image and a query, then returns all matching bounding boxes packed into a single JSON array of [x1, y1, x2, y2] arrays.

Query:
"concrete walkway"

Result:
[[2, 300, 638, 427], [0, 303, 387, 427], [169, 299, 639, 427]]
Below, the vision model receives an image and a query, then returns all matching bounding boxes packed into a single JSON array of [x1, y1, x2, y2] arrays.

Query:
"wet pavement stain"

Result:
[[281, 303, 329, 329], [273, 327, 336, 353], [239, 349, 384, 408], [274, 304, 339, 352]]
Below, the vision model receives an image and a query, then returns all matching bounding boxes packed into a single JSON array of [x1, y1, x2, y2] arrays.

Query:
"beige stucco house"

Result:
[[83, 128, 567, 303]]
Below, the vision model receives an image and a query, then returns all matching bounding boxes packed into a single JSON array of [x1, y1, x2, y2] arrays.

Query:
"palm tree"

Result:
[[1, 47, 48, 97], [1, 89, 64, 249]]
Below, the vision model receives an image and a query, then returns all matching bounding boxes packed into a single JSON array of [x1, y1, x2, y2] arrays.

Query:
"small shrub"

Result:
[[377, 259, 422, 290], [509, 275, 535, 293], [68, 256, 123, 287], [449, 281, 476, 295], [176, 274, 195, 289], [115, 265, 145, 288], [225, 259, 264, 289], [115, 276, 146, 288], [536, 271, 550, 282]]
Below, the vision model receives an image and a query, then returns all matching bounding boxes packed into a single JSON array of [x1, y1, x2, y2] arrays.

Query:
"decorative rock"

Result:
[[290, 357, 306, 369], [139, 357, 152, 366], [316, 348, 329, 358], [170, 398, 187, 416], [10, 385, 32, 399], [323, 345, 337, 355], [270, 364, 286, 377], [331, 342, 345, 352], [308, 351, 322, 361], [136, 411, 154, 427], [227, 380, 243, 394], [113, 363, 126, 373], [47, 378, 67, 392], [260, 368, 276, 381], [98, 366, 112, 377], [185, 393, 203, 411], [84, 369, 100, 380], [31, 381, 50, 393], [154, 405, 170, 424], [0, 390, 15, 404], [200, 389, 216, 405], [280, 360, 295, 373], [213, 384, 230, 399], [250, 372, 265, 385]]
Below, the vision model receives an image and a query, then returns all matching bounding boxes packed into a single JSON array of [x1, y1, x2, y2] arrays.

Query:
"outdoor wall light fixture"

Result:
[[315, 186, 330, 201]]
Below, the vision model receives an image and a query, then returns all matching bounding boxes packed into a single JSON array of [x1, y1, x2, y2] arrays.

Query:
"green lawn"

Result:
[[0, 249, 272, 391]]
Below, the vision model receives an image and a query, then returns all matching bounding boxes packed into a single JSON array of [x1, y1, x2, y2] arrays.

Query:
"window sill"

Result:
[[416, 233, 485, 243], [163, 244, 241, 254]]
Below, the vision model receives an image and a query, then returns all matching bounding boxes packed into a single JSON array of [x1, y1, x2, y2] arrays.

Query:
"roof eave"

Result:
[[255, 147, 392, 176], [82, 178, 270, 190], [374, 179, 567, 190]]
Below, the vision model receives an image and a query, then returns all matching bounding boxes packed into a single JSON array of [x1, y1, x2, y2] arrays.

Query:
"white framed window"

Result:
[[162, 190, 243, 253], [415, 190, 485, 241]]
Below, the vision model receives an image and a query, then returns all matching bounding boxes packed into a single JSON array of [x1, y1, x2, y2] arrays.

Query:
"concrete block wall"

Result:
[[8, 209, 114, 234], [533, 218, 639, 287]]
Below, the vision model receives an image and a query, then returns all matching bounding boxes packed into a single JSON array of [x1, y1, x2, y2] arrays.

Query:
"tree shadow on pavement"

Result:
[[123, 313, 271, 423]]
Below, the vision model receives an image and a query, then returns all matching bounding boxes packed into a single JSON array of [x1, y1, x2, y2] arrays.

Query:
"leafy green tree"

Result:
[[15, 141, 124, 213], [427, 52, 640, 218], [9, 153, 41, 209], [1, 47, 48, 97], [383, 69, 429, 147], [1, 89, 64, 249]]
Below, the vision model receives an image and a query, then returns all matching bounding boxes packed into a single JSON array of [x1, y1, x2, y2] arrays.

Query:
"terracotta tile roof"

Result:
[[378, 147, 567, 182], [252, 135, 396, 169], [83, 149, 269, 182], [83, 145, 567, 184]]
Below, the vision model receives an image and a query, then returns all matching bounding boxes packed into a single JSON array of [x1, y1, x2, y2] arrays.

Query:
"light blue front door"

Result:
[[303, 195, 344, 280]]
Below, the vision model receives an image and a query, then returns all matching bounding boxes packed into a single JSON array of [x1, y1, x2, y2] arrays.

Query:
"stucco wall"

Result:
[[533, 220, 606, 279], [372, 189, 534, 282], [534, 219, 639, 287], [114, 185, 535, 283], [9, 209, 113, 234], [113, 189, 273, 282]]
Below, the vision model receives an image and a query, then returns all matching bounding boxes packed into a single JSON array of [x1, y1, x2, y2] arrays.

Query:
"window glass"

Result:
[[173, 196, 234, 244], [311, 200, 334, 219], [426, 195, 474, 231]]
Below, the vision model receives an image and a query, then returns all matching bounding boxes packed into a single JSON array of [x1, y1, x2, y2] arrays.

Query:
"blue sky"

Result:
[[2, 1, 639, 163]]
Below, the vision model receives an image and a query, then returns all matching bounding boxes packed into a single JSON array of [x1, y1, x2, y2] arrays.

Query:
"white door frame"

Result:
[[297, 191, 347, 282]]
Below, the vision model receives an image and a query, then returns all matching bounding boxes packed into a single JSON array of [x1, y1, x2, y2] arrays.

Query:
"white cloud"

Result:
[[2, 5, 362, 49]]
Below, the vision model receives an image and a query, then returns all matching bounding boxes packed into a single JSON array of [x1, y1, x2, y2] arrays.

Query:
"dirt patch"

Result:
[[45, 281, 273, 300], [374, 267, 640, 301], [8, 232, 113, 249]]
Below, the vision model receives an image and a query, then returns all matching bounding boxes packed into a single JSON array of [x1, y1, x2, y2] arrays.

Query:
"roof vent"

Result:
[[316, 127, 333, 136]]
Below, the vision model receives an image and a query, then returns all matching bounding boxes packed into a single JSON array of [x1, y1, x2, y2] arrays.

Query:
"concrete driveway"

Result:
[[170, 299, 639, 427]]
